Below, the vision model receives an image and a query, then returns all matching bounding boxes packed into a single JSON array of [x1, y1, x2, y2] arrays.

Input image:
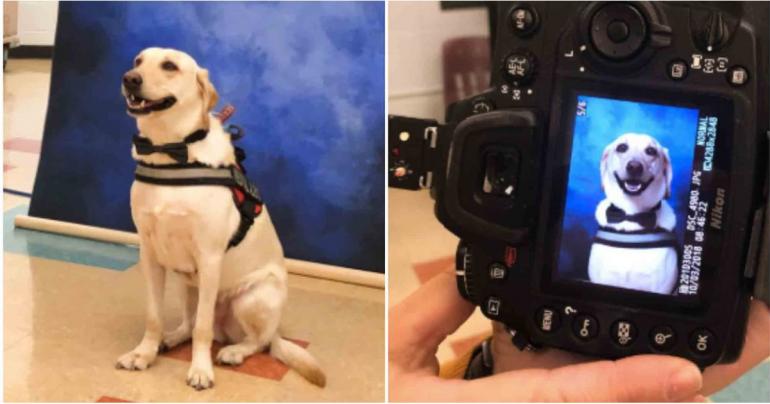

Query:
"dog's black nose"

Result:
[[626, 160, 644, 177], [122, 71, 143, 91]]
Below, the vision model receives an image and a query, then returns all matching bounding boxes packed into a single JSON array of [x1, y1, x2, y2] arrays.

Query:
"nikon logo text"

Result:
[[710, 188, 726, 230]]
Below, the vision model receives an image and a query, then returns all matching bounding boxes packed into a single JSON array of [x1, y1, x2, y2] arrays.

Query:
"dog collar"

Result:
[[132, 129, 208, 163]]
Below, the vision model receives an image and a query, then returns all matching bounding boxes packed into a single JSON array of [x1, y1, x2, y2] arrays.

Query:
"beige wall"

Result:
[[388, 1, 489, 120], [17, 1, 58, 46]]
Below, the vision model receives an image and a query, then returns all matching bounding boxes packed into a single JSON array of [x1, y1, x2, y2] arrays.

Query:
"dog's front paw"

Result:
[[186, 365, 215, 390], [116, 349, 156, 371]]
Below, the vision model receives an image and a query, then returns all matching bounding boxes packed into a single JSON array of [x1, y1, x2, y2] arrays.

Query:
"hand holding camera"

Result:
[[389, 271, 769, 402], [390, 1, 769, 369]]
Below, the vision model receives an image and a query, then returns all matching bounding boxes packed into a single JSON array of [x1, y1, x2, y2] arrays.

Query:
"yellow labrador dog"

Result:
[[588, 133, 678, 294], [117, 47, 325, 389]]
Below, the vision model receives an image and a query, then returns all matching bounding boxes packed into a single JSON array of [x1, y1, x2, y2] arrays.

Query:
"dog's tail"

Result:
[[270, 336, 326, 387]]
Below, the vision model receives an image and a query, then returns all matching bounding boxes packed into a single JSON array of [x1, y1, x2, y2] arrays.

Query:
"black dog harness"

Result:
[[132, 124, 263, 250]]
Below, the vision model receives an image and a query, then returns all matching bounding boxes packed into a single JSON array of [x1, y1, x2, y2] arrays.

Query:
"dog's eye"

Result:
[[645, 146, 659, 157], [615, 143, 628, 153], [161, 61, 178, 71], [134, 58, 142, 67]]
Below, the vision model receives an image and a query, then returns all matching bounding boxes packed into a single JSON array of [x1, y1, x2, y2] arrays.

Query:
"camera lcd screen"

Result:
[[555, 94, 720, 298]]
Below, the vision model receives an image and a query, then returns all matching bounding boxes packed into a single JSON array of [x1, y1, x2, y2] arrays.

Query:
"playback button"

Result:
[[535, 307, 561, 333], [485, 296, 502, 318]]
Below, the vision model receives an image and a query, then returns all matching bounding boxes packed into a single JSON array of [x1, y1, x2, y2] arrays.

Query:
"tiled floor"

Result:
[[3, 58, 384, 402], [388, 187, 770, 402]]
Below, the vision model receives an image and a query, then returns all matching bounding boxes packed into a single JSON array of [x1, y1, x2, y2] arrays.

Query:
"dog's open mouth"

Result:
[[125, 93, 177, 115], [614, 172, 654, 196]]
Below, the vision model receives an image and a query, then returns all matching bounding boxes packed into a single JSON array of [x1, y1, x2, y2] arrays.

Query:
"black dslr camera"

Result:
[[390, 1, 769, 368]]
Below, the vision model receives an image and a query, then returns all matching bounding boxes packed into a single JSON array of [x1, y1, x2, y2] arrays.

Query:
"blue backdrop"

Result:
[[556, 95, 699, 280], [29, 2, 385, 272]]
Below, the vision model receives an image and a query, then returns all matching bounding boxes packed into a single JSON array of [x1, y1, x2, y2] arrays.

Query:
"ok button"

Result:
[[689, 328, 716, 355], [572, 314, 599, 340]]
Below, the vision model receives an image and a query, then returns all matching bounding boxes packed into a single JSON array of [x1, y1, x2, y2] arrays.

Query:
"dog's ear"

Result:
[[196, 68, 219, 124], [662, 146, 673, 198], [600, 143, 612, 192]]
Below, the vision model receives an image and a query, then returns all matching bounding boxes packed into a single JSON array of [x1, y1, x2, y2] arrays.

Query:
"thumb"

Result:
[[456, 354, 703, 402]]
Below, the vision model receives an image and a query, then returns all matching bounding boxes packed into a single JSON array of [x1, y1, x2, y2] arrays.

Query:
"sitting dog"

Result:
[[587, 133, 679, 294], [117, 47, 325, 389]]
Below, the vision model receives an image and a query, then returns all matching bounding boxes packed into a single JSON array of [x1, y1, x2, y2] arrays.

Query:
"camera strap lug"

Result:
[[419, 126, 439, 189], [507, 327, 539, 352]]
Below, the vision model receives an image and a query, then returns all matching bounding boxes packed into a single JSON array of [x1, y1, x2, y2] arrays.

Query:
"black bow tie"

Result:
[[606, 203, 661, 230], [132, 129, 208, 163]]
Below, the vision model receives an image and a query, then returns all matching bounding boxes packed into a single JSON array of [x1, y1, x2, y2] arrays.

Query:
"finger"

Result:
[[449, 354, 702, 402], [389, 271, 475, 363], [701, 300, 770, 395], [676, 394, 709, 402]]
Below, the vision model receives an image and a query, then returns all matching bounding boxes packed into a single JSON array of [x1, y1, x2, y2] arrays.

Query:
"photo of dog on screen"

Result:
[[587, 133, 678, 294], [556, 95, 700, 296]]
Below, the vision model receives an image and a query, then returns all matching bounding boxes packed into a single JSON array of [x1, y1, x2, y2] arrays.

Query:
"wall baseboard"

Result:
[[14, 214, 384, 289], [8, 45, 54, 59]]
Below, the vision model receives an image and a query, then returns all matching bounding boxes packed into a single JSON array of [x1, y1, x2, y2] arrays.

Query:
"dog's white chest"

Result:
[[588, 244, 678, 294], [134, 199, 199, 273], [131, 181, 236, 275]]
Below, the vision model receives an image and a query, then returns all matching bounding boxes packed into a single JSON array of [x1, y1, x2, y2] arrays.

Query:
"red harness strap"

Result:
[[230, 186, 263, 215], [217, 103, 264, 243]]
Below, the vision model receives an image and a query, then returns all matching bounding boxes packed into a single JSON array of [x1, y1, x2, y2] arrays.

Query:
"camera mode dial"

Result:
[[690, 8, 737, 53]]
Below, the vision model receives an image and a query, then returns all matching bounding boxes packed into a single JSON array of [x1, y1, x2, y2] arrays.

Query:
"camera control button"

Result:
[[689, 328, 716, 355], [589, 3, 647, 60], [503, 52, 536, 86], [472, 98, 494, 114], [535, 307, 560, 333], [611, 320, 637, 347], [572, 314, 599, 340], [650, 325, 677, 351], [485, 296, 502, 318], [510, 6, 538, 37], [607, 20, 630, 43], [488, 262, 507, 280], [668, 60, 688, 81], [727, 66, 749, 87]]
